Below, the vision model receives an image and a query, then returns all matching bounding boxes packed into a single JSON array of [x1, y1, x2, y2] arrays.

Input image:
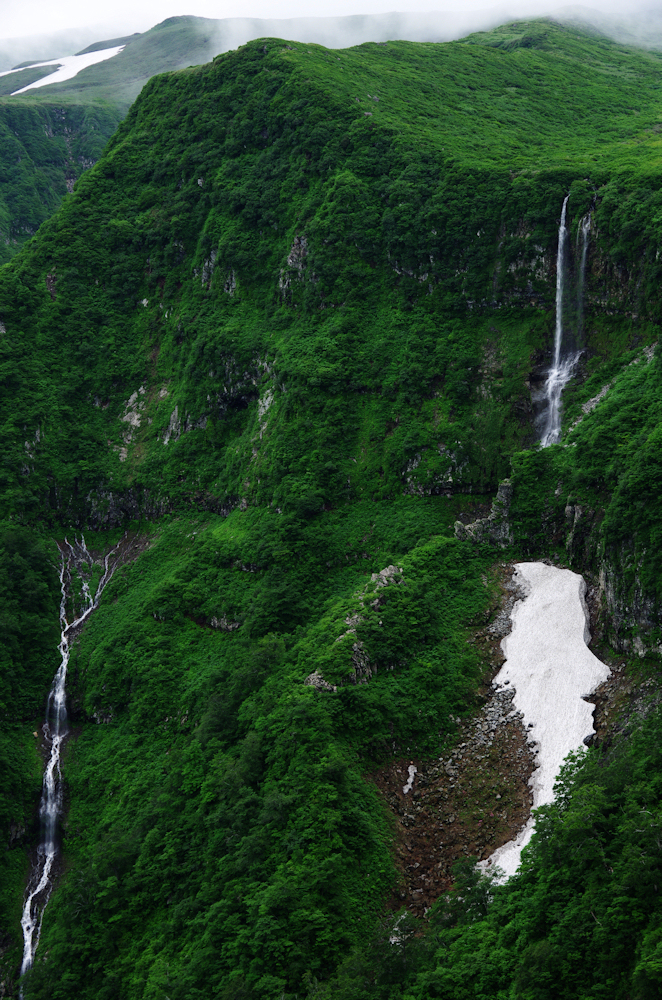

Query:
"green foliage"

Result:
[[304, 708, 662, 1000], [0, 527, 59, 965], [509, 346, 662, 612], [0, 526, 59, 718], [3, 19, 662, 1000], [0, 100, 121, 262], [7, 22, 662, 531], [415, 707, 662, 1000], [430, 857, 504, 928], [13, 504, 492, 999]]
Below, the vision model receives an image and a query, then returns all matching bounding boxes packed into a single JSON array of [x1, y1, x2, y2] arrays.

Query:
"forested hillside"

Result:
[[0, 102, 121, 263], [1, 19, 662, 999]]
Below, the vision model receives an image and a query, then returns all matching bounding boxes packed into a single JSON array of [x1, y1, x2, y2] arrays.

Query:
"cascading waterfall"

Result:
[[19, 537, 122, 986]]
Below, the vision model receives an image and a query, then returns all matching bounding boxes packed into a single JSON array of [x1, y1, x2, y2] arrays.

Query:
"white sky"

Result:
[[0, 1, 642, 46]]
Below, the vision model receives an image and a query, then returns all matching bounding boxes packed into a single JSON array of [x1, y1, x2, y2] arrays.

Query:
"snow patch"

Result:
[[403, 765, 417, 795], [9, 46, 125, 95], [484, 562, 610, 879]]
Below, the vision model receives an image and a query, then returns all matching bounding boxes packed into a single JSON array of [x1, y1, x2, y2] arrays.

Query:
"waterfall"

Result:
[[576, 212, 591, 344], [19, 537, 122, 986], [539, 195, 583, 448]]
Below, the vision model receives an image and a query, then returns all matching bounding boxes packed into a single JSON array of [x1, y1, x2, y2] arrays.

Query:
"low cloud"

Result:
[[0, 3, 659, 73]]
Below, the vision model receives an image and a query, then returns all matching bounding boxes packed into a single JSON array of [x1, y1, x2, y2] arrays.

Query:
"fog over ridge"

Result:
[[1, 3, 662, 75]]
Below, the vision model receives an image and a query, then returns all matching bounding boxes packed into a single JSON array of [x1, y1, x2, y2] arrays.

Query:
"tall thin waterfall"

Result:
[[540, 195, 582, 447], [20, 537, 121, 986], [576, 212, 591, 343]]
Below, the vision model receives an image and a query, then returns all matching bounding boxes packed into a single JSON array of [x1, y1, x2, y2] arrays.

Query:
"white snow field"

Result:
[[485, 562, 610, 878], [4, 46, 124, 95]]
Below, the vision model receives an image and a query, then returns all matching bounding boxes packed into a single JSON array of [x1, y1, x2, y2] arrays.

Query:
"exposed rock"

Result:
[[201, 249, 216, 287], [279, 235, 307, 296], [351, 640, 372, 682], [402, 442, 469, 496], [257, 387, 273, 438], [9, 822, 26, 846], [370, 564, 403, 589], [118, 386, 146, 460], [304, 670, 337, 693], [223, 270, 236, 295], [373, 682, 536, 917], [455, 479, 513, 547], [163, 405, 181, 446], [210, 615, 240, 631], [371, 561, 536, 916]]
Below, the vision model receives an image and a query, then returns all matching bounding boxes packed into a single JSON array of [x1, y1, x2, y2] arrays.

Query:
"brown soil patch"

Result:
[[372, 559, 662, 919], [372, 562, 537, 917]]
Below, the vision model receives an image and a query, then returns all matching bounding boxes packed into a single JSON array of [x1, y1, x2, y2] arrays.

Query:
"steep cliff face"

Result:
[[1, 23, 662, 529], [496, 344, 662, 654], [2, 20, 662, 1000], [0, 102, 122, 263]]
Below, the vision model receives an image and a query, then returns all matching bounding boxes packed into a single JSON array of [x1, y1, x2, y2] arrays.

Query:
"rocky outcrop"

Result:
[[454, 479, 513, 547], [304, 670, 337, 692], [210, 615, 240, 631]]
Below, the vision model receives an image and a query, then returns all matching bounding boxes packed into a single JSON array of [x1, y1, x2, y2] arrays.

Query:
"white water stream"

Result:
[[484, 563, 610, 879], [576, 212, 591, 340], [20, 538, 122, 983], [540, 195, 575, 447]]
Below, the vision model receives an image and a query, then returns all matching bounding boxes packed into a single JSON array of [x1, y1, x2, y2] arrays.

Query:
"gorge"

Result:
[[1, 16, 662, 1000]]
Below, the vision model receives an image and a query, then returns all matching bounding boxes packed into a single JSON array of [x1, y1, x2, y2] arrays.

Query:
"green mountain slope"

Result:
[[0, 19, 662, 1000], [34, 17, 224, 110], [0, 101, 122, 262]]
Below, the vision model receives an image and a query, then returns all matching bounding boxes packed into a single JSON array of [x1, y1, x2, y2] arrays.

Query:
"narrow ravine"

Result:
[[19, 537, 122, 985], [485, 562, 611, 878]]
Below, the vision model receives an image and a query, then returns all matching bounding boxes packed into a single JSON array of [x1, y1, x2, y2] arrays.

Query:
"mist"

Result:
[[1, 2, 661, 74], [199, 5, 662, 56]]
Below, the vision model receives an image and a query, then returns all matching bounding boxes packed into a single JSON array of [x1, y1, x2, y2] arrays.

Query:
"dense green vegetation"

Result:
[[15, 507, 490, 999], [1, 18, 662, 999], [309, 704, 662, 999], [5, 21, 662, 525], [508, 343, 662, 651], [0, 528, 59, 949], [0, 101, 121, 262]]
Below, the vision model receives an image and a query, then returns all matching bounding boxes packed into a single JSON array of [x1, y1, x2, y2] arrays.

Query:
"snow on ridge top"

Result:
[[7, 46, 124, 95], [485, 562, 610, 880]]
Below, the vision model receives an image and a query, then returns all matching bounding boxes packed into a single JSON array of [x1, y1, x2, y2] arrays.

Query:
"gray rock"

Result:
[[454, 479, 513, 547]]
